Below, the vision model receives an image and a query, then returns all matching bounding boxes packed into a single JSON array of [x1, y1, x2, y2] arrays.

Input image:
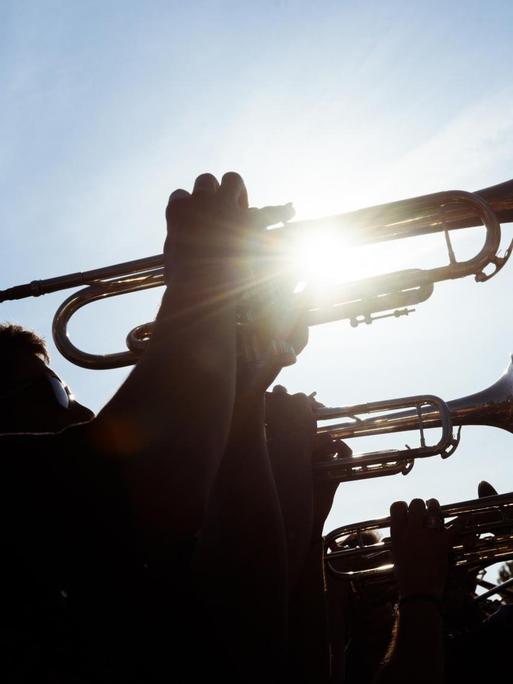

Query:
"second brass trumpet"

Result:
[[314, 355, 513, 482]]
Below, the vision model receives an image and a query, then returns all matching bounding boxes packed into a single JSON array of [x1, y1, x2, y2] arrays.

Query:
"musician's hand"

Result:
[[265, 385, 318, 452], [164, 171, 294, 288], [391, 498, 451, 600], [236, 308, 309, 394], [265, 387, 340, 534], [311, 432, 348, 535]]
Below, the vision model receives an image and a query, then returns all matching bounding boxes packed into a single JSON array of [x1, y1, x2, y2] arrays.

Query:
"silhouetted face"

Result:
[[0, 352, 94, 433]]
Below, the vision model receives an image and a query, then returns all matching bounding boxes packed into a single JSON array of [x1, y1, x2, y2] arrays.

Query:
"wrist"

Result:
[[160, 281, 237, 315]]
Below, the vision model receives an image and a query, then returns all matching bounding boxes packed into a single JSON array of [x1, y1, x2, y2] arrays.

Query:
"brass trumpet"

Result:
[[324, 492, 513, 583], [314, 355, 513, 482], [1, 179, 512, 369]]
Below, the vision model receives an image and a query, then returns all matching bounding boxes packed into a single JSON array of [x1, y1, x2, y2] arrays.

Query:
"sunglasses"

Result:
[[0, 367, 72, 410]]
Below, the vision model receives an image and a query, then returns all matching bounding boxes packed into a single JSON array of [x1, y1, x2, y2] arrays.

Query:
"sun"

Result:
[[290, 230, 394, 288], [292, 233, 349, 284], [288, 218, 441, 291], [274, 179, 447, 296]]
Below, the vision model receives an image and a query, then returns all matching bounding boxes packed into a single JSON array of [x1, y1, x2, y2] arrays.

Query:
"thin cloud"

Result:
[[386, 90, 513, 195]]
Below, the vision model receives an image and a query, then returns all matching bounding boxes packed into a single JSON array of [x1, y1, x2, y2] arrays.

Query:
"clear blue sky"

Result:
[[2, 1, 513, 550]]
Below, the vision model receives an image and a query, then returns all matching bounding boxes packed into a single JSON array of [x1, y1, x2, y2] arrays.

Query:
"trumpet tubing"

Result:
[[314, 355, 513, 482], [313, 395, 456, 482], [1, 180, 513, 369], [325, 492, 513, 582]]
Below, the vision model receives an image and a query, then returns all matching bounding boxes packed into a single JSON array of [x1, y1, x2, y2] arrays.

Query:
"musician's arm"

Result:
[[95, 279, 238, 537], [265, 391, 339, 683], [291, 440, 343, 683], [92, 173, 292, 539], [192, 390, 289, 683], [374, 498, 449, 684], [265, 388, 317, 590], [376, 600, 444, 684], [192, 327, 309, 681]]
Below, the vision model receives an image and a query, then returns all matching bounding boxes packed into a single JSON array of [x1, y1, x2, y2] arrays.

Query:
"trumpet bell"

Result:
[[445, 355, 513, 433]]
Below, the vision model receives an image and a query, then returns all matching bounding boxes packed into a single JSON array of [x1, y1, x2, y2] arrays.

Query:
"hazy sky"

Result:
[[2, 1, 513, 546]]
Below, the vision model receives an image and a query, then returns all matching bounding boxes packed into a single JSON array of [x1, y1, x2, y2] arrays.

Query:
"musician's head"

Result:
[[0, 323, 94, 433]]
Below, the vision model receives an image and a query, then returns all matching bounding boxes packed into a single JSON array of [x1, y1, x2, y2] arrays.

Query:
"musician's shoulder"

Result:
[[0, 430, 59, 451], [0, 421, 95, 462]]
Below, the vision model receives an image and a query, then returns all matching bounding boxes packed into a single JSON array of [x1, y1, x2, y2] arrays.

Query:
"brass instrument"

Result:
[[1, 180, 512, 369], [314, 355, 513, 482], [476, 576, 513, 602], [324, 492, 513, 584], [313, 395, 456, 482]]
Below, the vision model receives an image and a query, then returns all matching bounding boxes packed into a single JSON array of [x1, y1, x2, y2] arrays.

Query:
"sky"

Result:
[[1, 0, 513, 565]]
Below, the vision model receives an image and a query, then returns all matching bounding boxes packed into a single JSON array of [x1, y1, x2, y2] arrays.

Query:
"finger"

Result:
[[426, 498, 442, 516], [272, 384, 288, 395], [168, 188, 190, 203], [390, 500, 408, 536], [289, 392, 317, 420], [426, 498, 444, 530], [239, 182, 249, 209], [478, 480, 498, 498], [166, 188, 191, 222], [219, 172, 248, 207], [408, 498, 427, 528], [192, 173, 219, 195], [249, 203, 295, 229], [309, 391, 326, 410]]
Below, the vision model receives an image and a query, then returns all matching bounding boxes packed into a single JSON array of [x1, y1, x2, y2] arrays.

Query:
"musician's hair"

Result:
[[0, 323, 50, 365]]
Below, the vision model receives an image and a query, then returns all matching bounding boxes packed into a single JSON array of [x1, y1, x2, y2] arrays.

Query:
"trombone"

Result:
[[314, 355, 513, 482], [1, 179, 513, 369]]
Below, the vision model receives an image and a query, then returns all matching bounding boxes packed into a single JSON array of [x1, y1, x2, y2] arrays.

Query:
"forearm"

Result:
[[268, 431, 314, 591], [95, 281, 238, 535], [289, 537, 331, 684], [375, 602, 444, 684], [196, 395, 287, 597], [193, 396, 288, 681]]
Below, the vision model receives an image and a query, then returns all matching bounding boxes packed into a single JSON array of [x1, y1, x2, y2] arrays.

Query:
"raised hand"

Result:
[[391, 498, 451, 600], [164, 171, 294, 289]]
